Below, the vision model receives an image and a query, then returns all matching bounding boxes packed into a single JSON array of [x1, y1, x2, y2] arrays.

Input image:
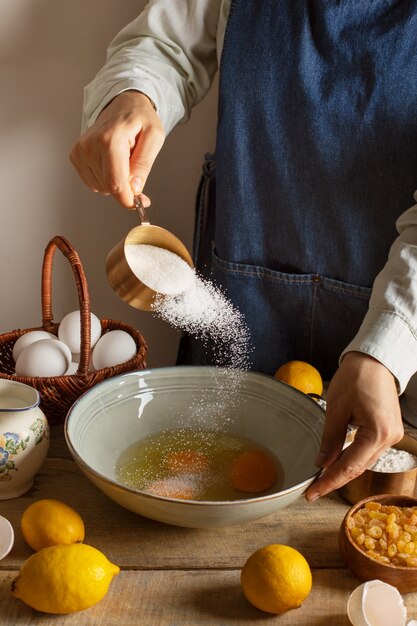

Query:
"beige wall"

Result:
[[0, 0, 217, 367]]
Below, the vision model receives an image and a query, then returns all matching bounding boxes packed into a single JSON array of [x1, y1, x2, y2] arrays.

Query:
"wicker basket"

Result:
[[0, 235, 147, 424]]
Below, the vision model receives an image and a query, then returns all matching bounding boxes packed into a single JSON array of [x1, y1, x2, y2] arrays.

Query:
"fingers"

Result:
[[70, 143, 99, 192], [314, 401, 350, 470], [100, 123, 165, 208], [69, 91, 165, 209], [137, 192, 151, 208], [129, 122, 165, 191], [305, 430, 393, 502], [304, 352, 403, 502], [100, 128, 133, 206]]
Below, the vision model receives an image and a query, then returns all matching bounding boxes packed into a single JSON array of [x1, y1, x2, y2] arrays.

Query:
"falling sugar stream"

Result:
[[125, 243, 253, 425]]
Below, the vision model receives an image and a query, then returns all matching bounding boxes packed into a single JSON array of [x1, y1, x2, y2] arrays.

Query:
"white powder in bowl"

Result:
[[370, 447, 417, 473]]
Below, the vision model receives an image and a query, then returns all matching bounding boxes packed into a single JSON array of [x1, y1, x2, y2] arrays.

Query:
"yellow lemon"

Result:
[[21, 499, 85, 551], [274, 360, 323, 396], [241, 544, 312, 614], [11, 543, 120, 614]]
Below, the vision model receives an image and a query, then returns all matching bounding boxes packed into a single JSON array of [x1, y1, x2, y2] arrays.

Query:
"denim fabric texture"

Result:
[[179, 0, 417, 379]]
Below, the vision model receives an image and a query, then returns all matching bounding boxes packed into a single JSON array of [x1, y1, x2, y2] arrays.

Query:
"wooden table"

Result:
[[2, 423, 417, 625]]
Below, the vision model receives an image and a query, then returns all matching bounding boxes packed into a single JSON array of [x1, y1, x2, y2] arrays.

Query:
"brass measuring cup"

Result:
[[106, 196, 194, 311]]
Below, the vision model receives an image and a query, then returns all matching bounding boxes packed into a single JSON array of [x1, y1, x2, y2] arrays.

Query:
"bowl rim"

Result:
[[342, 493, 417, 571], [64, 365, 324, 506]]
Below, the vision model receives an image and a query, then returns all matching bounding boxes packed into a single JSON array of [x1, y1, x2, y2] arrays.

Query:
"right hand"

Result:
[[69, 91, 165, 208], [304, 352, 403, 502]]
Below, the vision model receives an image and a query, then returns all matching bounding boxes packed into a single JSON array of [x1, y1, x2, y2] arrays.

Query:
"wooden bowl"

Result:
[[339, 494, 417, 593], [338, 433, 417, 504]]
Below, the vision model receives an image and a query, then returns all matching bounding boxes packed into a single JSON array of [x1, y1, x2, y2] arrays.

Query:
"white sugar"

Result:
[[371, 448, 417, 473], [125, 243, 252, 373], [125, 243, 195, 295], [153, 278, 251, 371]]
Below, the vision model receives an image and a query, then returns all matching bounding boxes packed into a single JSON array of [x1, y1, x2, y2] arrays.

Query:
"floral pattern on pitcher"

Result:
[[29, 417, 50, 446], [0, 418, 49, 481]]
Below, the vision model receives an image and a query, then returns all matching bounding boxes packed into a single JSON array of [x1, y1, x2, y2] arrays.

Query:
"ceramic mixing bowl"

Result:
[[65, 366, 325, 528]]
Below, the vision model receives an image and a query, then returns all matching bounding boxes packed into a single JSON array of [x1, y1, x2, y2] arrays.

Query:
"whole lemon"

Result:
[[274, 360, 323, 396], [21, 499, 85, 551], [241, 544, 312, 614], [11, 543, 120, 614]]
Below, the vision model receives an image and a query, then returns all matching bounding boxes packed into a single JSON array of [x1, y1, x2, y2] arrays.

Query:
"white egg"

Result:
[[12, 330, 57, 362], [347, 580, 407, 626], [92, 330, 137, 370], [65, 362, 78, 375], [15, 339, 72, 377], [58, 310, 101, 354], [71, 352, 95, 371]]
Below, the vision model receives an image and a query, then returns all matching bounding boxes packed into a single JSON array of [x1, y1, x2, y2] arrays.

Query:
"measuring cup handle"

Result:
[[133, 195, 150, 225]]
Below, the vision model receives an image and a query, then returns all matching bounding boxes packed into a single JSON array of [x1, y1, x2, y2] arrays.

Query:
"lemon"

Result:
[[241, 544, 312, 614], [21, 499, 85, 551], [274, 360, 323, 396], [11, 543, 120, 614]]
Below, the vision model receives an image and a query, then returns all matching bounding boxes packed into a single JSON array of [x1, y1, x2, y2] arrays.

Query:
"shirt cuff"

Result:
[[340, 309, 417, 394], [82, 78, 183, 134]]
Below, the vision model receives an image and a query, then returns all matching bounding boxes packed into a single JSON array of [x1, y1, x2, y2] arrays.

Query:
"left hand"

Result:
[[304, 351, 403, 501]]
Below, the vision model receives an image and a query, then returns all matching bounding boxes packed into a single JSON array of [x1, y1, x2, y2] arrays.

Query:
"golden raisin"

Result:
[[347, 502, 417, 567], [366, 526, 383, 539]]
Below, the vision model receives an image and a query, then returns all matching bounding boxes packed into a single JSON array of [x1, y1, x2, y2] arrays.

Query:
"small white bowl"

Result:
[[65, 366, 325, 528], [0, 515, 14, 559]]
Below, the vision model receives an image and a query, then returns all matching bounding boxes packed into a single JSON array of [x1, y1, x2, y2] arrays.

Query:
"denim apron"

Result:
[[178, 0, 417, 380]]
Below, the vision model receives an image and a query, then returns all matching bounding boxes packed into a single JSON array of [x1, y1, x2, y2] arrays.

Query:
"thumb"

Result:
[[129, 124, 165, 194], [130, 176, 143, 195]]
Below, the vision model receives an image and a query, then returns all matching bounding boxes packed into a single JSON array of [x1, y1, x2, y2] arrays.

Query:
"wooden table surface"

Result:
[[2, 423, 417, 625]]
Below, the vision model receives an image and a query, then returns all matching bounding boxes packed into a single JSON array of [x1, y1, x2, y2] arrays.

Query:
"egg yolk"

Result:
[[230, 450, 277, 493]]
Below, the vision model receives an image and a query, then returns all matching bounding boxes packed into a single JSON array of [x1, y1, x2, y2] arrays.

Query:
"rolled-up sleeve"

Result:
[[341, 191, 417, 394], [82, 0, 221, 134]]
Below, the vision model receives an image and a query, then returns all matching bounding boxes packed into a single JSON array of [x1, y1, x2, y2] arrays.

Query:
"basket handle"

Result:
[[41, 235, 92, 378]]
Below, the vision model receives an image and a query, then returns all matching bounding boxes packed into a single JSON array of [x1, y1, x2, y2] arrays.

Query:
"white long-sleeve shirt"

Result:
[[82, 0, 417, 396]]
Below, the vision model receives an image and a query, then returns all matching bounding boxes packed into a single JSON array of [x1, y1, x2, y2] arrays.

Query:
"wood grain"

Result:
[[4, 568, 417, 626], [0, 455, 349, 570], [2, 424, 417, 623]]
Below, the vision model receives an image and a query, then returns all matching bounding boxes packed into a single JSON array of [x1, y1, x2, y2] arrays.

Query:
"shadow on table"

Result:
[[184, 579, 273, 622], [185, 580, 352, 625]]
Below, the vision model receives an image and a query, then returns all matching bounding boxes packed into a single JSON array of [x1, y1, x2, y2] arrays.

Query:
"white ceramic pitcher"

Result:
[[0, 379, 49, 499]]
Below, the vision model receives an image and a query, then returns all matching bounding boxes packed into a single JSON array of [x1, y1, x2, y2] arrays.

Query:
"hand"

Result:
[[305, 351, 403, 501], [70, 91, 165, 208]]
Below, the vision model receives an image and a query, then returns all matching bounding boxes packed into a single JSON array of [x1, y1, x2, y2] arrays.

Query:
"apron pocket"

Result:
[[210, 249, 372, 379]]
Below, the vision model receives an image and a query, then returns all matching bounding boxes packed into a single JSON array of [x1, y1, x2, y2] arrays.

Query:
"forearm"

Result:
[[341, 191, 417, 393], [82, 0, 221, 135]]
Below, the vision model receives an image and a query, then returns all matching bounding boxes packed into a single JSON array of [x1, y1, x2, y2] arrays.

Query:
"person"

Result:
[[70, 0, 417, 502]]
